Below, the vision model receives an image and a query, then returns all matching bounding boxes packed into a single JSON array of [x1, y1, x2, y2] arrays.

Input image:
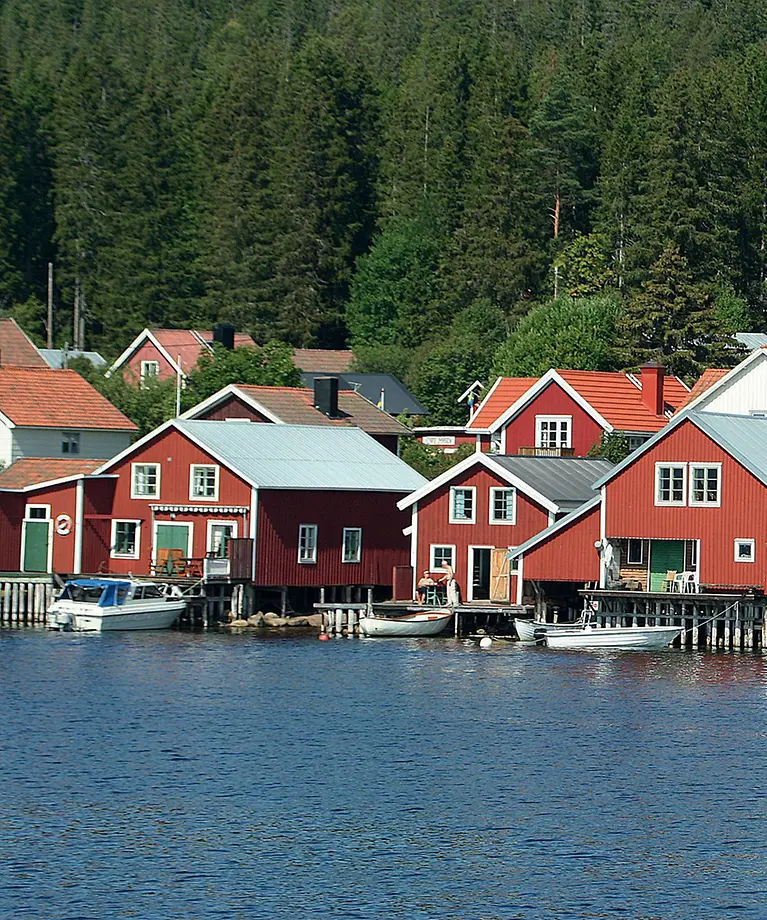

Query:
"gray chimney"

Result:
[[314, 376, 339, 418], [213, 322, 235, 350]]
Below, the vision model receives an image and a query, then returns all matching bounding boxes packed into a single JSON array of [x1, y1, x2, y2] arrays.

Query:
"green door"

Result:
[[155, 524, 190, 556], [22, 520, 51, 572], [649, 540, 685, 592]]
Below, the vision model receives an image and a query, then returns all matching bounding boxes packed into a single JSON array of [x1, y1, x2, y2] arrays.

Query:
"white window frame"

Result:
[[734, 539, 755, 563], [131, 462, 161, 499], [140, 360, 160, 385], [206, 520, 238, 555], [61, 431, 80, 455], [535, 415, 572, 449], [298, 524, 318, 564], [430, 544, 456, 571], [626, 539, 644, 566], [189, 464, 220, 502], [26, 504, 51, 520], [654, 462, 687, 506], [688, 463, 722, 507], [111, 519, 141, 559], [489, 487, 516, 525], [449, 486, 477, 524], [342, 527, 362, 564]]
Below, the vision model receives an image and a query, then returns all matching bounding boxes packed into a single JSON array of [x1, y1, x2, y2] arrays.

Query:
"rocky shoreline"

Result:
[[226, 612, 323, 630]]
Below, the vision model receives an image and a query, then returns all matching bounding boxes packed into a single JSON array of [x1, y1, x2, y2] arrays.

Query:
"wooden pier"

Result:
[[0, 575, 58, 626]]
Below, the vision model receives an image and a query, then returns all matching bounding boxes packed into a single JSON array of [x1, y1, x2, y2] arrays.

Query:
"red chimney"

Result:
[[640, 362, 665, 416]]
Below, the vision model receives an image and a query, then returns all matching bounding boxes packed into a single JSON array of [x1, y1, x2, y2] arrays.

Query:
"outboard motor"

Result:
[[54, 611, 74, 631]]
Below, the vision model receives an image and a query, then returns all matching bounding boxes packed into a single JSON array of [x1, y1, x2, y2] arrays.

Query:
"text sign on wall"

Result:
[[422, 436, 456, 446]]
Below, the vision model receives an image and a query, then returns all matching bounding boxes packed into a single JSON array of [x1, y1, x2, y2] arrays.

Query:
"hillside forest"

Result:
[[0, 0, 762, 423]]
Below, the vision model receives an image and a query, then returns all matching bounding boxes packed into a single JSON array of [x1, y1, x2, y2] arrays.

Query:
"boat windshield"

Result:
[[60, 584, 104, 604]]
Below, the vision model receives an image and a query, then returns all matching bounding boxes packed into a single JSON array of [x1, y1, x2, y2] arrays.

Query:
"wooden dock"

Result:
[[0, 575, 58, 626]]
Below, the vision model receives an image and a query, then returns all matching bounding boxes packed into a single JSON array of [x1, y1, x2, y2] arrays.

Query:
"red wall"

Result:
[[0, 493, 24, 571], [256, 490, 410, 587], [501, 382, 603, 456], [416, 432, 477, 451], [106, 427, 253, 576], [125, 340, 179, 383], [197, 395, 270, 422], [523, 504, 601, 582], [415, 465, 551, 597], [606, 419, 767, 587]]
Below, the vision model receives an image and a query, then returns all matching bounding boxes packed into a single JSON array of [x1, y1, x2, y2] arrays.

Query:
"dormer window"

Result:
[[62, 432, 80, 455]]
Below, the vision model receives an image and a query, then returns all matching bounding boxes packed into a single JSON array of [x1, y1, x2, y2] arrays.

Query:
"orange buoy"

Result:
[[318, 633, 331, 641]]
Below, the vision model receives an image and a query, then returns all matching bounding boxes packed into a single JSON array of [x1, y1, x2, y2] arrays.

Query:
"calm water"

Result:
[[2, 631, 767, 920]]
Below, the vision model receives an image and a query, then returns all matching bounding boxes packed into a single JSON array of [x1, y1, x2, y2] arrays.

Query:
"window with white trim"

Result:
[[208, 521, 236, 557], [26, 505, 50, 520], [450, 486, 476, 523], [111, 520, 140, 559], [626, 539, 645, 565], [131, 463, 160, 499], [430, 545, 455, 570], [490, 487, 516, 524], [342, 527, 362, 563], [689, 464, 721, 506], [140, 360, 160, 385], [536, 416, 572, 449], [298, 524, 318, 564], [61, 431, 80, 455], [735, 539, 755, 563], [190, 464, 219, 501], [655, 463, 686, 505]]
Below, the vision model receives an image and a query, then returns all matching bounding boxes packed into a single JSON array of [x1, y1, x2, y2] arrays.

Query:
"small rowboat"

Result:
[[542, 624, 682, 650], [359, 611, 453, 638], [513, 618, 583, 642]]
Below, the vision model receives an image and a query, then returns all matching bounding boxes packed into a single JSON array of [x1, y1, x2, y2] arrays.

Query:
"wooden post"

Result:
[[281, 587, 288, 617]]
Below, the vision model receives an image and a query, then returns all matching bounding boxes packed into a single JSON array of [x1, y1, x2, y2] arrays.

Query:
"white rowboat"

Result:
[[542, 624, 682, 650], [359, 611, 453, 637], [513, 618, 583, 642]]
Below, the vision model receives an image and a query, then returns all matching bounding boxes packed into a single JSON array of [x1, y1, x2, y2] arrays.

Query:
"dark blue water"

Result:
[[2, 631, 767, 920]]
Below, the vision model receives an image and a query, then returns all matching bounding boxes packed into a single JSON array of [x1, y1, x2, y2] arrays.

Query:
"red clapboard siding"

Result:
[[605, 419, 767, 588], [0, 494, 24, 570], [522, 503, 601, 582], [25, 480, 79, 572], [415, 465, 550, 594], [502, 381, 603, 457], [255, 490, 410, 586], [194, 394, 270, 422], [126, 339, 178, 382]]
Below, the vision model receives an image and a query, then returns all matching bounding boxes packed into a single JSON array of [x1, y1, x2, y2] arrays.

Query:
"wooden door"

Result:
[[490, 548, 510, 603], [22, 520, 51, 572], [649, 540, 685, 592]]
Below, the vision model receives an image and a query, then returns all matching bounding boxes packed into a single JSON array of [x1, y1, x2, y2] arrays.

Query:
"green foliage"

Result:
[[399, 439, 474, 480], [493, 294, 621, 378], [182, 342, 301, 408], [587, 431, 632, 464], [554, 234, 615, 298]]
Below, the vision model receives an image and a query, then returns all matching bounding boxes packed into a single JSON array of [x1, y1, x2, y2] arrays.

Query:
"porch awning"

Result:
[[149, 504, 249, 514]]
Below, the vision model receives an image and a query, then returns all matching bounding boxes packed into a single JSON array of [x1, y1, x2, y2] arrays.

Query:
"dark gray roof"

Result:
[[300, 372, 429, 416], [491, 456, 614, 509]]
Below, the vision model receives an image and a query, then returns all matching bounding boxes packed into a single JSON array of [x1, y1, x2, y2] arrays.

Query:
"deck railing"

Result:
[[518, 446, 575, 457]]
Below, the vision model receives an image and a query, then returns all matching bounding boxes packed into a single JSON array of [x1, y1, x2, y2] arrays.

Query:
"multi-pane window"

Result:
[[490, 487, 516, 524], [112, 520, 139, 558], [735, 539, 755, 563], [536, 416, 571, 449], [689, 465, 721, 506], [450, 486, 476, 523], [131, 463, 160, 499], [62, 432, 80, 455], [342, 527, 362, 563], [298, 524, 318, 564], [430, 545, 455, 571], [190, 465, 219, 501], [655, 464, 686, 505], [140, 360, 160, 385], [626, 539, 645, 565], [208, 522, 236, 557]]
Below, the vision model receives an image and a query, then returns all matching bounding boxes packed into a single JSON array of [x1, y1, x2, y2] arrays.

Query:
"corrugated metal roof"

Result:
[[735, 333, 767, 351], [490, 456, 613, 508], [509, 496, 601, 558], [686, 412, 767, 486], [40, 348, 107, 369], [174, 420, 427, 492]]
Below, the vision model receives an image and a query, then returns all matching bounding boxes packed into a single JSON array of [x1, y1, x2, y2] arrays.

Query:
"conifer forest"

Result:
[[0, 0, 765, 419]]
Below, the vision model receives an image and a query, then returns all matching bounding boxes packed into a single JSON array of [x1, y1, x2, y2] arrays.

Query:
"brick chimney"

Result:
[[640, 362, 665, 416]]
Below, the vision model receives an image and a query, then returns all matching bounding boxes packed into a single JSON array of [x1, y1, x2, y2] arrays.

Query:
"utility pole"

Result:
[[47, 263, 54, 349], [73, 278, 80, 351]]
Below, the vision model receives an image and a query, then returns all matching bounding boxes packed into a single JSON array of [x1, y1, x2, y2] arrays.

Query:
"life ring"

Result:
[[55, 513, 72, 536]]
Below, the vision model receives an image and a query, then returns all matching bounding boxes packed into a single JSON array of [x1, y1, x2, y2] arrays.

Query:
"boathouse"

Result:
[[396, 453, 612, 604]]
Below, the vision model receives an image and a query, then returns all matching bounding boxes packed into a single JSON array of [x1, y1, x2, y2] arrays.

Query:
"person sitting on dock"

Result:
[[416, 571, 435, 604]]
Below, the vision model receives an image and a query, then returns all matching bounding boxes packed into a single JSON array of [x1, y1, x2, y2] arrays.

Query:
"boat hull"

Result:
[[514, 618, 582, 642], [359, 612, 453, 637], [47, 602, 186, 632], [543, 625, 682, 650]]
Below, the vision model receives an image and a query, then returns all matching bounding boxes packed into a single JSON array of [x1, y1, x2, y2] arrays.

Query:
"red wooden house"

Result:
[[397, 453, 612, 604]]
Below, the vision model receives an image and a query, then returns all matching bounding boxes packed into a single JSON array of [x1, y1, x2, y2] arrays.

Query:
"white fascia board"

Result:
[[106, 329, 186, 379], [680, 347, 767, 415], [92, 418, 180, 474], [411, 426, 469, 434], [457, 380, 484, 403], [21, 472, 106, 492], [507, 495, 601, 559], [0, 409, 16, 428], [486, 370, 614, 435], [180, 384, 285, 425], [466, 376, 503, 430], [396, 451, 560, 515]]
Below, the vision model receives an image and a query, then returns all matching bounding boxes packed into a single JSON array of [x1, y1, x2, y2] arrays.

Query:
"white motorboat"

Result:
[[359, 611, 453, 637], [541, 623, 683, 650], [513, 618, 583, 642], [46, 578, 187, 632]]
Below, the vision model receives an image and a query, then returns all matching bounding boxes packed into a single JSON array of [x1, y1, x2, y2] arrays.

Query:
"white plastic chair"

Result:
[[674, 571, 698, 594]]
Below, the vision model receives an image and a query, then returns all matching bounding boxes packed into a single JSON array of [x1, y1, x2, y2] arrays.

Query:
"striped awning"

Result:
[[150, 504, 249, 514]]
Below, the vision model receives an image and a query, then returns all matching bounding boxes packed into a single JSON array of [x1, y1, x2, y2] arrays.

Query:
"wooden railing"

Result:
[[518, 446, 575, 457]]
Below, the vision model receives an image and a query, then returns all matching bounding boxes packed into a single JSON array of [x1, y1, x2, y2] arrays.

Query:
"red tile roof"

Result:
[[212, 385, 410, 435], [292, 349, 355, 373], [469, 369, 690, 433], [0, 457, 103, 489], [0, 318, 47, 367], [152, 329, 256, 375], [0, 367, 137, 430], [676, 368, 730, 411]]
